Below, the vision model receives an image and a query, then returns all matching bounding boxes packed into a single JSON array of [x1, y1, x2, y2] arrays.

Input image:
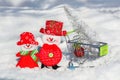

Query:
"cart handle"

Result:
[[67, 30, 75, 35]]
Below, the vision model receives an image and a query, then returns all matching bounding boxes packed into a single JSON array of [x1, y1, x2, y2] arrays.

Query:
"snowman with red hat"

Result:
[[36, 20, 67, 70], [16, 32, 39, 68]]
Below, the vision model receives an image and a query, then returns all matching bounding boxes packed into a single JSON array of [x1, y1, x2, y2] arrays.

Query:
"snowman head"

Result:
[[17, 32, 39, 51], [42, 34, 61, 45], [21, 44, 37, 51], [39, 20, 67, 45]]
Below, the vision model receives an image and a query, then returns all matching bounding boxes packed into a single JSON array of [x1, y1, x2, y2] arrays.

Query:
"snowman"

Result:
[[36, 20, 67, 70], [16, 32, 39, 68]]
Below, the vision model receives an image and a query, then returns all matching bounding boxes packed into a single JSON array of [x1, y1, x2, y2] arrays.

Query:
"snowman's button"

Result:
[[48, 53, 54, 58]]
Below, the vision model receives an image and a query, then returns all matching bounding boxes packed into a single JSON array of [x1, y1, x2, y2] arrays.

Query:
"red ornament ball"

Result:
[[74, 47, 84, 57]]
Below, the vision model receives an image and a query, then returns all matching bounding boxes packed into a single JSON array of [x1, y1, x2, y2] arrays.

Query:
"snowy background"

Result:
[[0, 0, 120, 80]]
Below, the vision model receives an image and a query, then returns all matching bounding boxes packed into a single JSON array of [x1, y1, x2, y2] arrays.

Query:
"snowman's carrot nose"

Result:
[[67, 30, 75, 35]]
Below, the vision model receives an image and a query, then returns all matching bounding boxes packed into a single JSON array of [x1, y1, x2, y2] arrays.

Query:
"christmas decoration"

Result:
[[73, 43, 84, 57], [36, 44, 62, 66], [36, 20, 67, 70], [16, 32, 39, 68], [64, 6, 109, 65]]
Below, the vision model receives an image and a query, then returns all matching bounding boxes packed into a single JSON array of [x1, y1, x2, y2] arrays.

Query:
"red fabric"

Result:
[[74, 47, 84, 57], [40, 20, 67, 36], [36, 44, 62, 66], [17, 32, 38, 45], [16, 52, 21, 57], [16, 51, 38, 68]]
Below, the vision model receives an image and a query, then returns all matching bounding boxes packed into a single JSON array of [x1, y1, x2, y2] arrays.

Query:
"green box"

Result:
[[99, 44, 108, 56]]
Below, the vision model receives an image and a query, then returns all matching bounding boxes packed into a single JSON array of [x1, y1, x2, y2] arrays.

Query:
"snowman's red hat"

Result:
[[40, 20, 67, 36], [17, 32, 38, 45]]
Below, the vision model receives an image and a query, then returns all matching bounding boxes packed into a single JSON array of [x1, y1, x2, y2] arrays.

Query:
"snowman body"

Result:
[[16, 32, 39, 68]]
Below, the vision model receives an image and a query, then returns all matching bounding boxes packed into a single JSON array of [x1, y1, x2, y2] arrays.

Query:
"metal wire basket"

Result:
[[65, 35, 108, 64]]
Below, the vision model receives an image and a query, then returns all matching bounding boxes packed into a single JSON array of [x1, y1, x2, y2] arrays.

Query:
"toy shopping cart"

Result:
[[65, 34, 109, 64]]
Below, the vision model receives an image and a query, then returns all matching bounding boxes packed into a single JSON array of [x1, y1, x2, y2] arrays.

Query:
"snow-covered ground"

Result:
[[0, 1, 120, 80]]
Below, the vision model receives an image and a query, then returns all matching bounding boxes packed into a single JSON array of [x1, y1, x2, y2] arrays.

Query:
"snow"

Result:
[[1, 0, 120, 9], [0, 1, 120, 80]]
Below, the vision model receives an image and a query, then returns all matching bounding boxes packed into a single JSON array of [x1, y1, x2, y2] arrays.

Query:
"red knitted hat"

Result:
[[17, 32, 38, 45]]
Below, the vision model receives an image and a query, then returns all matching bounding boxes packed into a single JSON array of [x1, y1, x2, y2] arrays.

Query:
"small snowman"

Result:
[[36, 20, 67, 70], [16, 32, 39, 68]]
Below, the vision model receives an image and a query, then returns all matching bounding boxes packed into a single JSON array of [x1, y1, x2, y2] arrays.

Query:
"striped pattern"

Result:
[[20, 49, 38, 61], [30, 50, 38, 61]]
